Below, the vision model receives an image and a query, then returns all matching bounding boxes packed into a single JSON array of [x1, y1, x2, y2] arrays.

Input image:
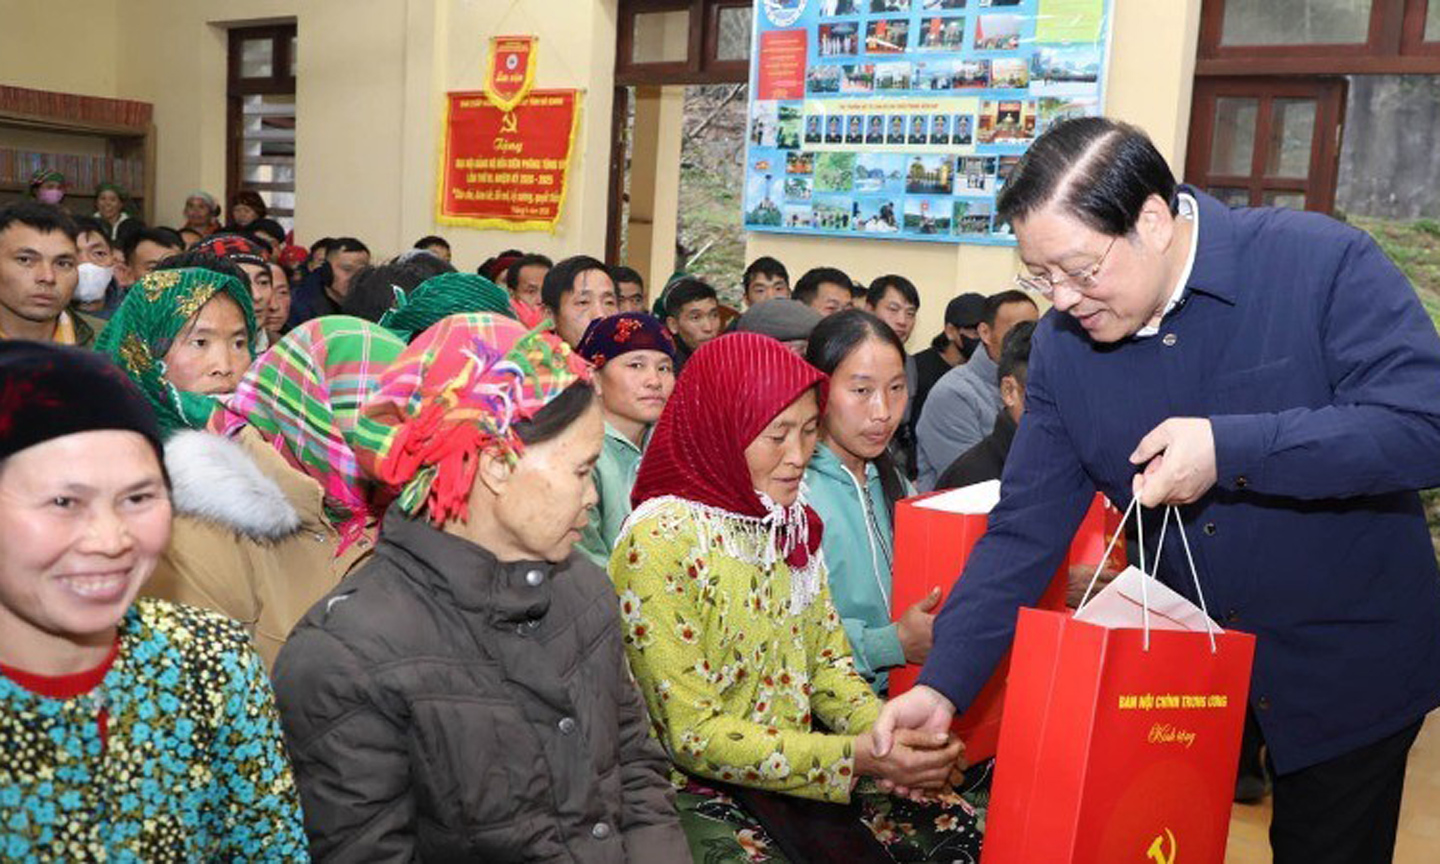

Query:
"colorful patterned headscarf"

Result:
[[96, 267, 257, 437], [215, 316, 407, 549], [27, 169, 65, 194], [575, 312, 675, 367], [378, 273, 516, 342], [353, 312, 591, 526], [628, 333, 829, 598]]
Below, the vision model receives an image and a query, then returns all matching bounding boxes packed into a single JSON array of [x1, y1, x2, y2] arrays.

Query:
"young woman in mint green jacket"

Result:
[[804, 309, 939, 694], [573, 312, 677, 569]]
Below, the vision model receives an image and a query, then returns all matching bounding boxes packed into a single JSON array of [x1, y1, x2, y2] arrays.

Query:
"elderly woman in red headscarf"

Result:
[[610, 333, 985, 863], [271, 313, 689, 863]]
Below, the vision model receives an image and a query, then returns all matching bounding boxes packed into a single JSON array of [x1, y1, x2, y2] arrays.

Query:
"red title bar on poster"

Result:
[[437, 89, 581, 232]]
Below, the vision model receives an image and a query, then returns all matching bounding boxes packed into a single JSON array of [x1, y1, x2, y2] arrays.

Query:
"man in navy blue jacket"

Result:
[[873, 117, 1440, 863]]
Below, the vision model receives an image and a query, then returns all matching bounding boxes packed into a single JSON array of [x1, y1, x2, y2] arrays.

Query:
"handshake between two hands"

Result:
[[854, 725, 967, 802]]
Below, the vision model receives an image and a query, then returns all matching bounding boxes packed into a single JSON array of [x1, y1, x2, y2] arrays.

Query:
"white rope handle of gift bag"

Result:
[[1075, 498, 1220, 654]]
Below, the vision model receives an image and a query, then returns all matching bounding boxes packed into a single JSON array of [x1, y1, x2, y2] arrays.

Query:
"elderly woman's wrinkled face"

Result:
[[744, 388, 820, 507], [464, 396, 604, 563], [184, 196, 214, 227], [162, 293, 251, 396], [0, 431, 171, 647]]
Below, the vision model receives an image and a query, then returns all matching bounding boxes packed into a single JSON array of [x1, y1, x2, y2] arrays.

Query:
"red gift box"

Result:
[[888, 488, 1122, 761]]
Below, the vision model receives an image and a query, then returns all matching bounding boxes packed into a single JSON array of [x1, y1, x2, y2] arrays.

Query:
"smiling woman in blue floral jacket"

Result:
[[0, 341, 306, 861]]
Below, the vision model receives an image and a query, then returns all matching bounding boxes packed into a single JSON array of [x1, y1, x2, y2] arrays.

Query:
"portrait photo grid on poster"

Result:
[[745, 0, 1112, 245]]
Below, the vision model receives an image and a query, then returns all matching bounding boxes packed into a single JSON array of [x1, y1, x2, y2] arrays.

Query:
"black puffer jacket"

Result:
[[273, 511, 690, 863]]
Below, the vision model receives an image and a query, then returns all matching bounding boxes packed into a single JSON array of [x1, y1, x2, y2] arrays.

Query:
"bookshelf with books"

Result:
[[0, 86, 156, 223]]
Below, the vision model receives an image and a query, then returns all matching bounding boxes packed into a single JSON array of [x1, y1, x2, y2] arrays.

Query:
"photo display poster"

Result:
[[744, 0, 1112, 245]]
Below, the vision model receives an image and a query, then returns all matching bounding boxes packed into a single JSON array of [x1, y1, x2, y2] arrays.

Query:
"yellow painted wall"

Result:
[[0, 0, 121, 98], [745, 0, 1203, 350], [5, 0, 617, 263]]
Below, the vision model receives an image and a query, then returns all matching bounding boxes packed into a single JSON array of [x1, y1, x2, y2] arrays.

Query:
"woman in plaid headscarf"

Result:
[[271, 313, 691, 862], [143, 316, 407, 669], [96, 266, 258, 437]]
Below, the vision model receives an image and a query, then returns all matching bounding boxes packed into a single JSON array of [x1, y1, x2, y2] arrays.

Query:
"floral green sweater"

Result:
[[0, 597, 307, 861], [610, 498, 882, 804]]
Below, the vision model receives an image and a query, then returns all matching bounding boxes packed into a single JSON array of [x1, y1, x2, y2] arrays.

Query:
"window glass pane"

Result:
[[1209, 97, 1258, 176], [1428, 1, 1440, 41], [240, 38, 274, 77], [1221, 0, 1372, 46], [1263, 190, 1308, 209], [717, 6, 753, 61], [632, 10, 690, 64], [289, 35, 297, 77], [1265, 99, 1317, 178], [1209, 187, 1253, 207]]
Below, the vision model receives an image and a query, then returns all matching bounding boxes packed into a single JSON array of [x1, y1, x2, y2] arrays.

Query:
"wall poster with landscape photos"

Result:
[[744, 0, 1112, 244]]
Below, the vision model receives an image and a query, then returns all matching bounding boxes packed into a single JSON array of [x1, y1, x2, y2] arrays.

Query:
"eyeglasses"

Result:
[[1014, 235, 1118, 299]]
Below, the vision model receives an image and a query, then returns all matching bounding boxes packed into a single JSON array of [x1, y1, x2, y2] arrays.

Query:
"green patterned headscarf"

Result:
[[96, 267, 257, 437], [378, 272, 516, 342]]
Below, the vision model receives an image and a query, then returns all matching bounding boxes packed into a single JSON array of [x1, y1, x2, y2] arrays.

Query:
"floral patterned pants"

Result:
[[675, 758, 991, 863]]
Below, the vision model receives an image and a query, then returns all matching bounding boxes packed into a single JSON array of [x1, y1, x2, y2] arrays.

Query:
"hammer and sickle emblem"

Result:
[[1147, 828, 1177, 864], [500, 112, 519, 134]]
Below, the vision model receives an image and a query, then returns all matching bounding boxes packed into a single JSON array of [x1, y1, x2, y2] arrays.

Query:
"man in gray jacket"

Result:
[[915, 290, 1038, 489]]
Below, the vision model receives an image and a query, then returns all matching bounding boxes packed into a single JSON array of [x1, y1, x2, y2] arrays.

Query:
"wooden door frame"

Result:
[[605, 0, 750, 266], [1185, 76, 1348, 213]]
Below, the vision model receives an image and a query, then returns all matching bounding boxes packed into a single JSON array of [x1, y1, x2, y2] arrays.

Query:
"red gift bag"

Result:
[[888, 484, 1122, 761], [983, 505, 1256, 864]]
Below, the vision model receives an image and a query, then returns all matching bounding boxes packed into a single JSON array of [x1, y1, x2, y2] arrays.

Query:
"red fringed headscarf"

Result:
[[631, 332, 829, 574]]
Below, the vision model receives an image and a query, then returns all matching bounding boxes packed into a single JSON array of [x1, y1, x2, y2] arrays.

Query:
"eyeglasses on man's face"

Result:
[[1014, 234, 1118, 299]]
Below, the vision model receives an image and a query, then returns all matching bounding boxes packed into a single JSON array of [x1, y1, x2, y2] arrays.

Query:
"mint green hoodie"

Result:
[[578, 422, 648, 570], [804, 441, 912, 693]]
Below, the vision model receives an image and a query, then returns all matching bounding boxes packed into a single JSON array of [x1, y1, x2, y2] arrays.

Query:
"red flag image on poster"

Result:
[[436, 89, 581, 231], [484, 35, 537, 113]]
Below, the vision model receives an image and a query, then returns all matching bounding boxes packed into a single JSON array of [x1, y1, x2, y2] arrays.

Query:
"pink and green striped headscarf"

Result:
[[215, 316, 407, 548], [352, 312, 591, 526]]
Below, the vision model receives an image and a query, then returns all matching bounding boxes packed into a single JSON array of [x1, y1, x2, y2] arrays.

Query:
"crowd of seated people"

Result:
[[0, 182, 1042, 862]]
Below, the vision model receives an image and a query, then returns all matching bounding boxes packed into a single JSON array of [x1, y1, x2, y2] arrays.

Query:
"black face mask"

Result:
[[958, 333, 981, 360]]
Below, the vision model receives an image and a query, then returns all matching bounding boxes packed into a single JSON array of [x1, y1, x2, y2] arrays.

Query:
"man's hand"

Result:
[[1129, 418, 1217, 508], [855, 728, 965, 794], [871, 685, 955, 758], [897, 586, 942, 665]]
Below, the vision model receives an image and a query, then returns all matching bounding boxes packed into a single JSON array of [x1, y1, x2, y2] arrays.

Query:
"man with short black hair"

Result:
[[663, 277, 721, 372], [935, 320, 1034, 489], [0, 202, 100, 346], [612, 265, 646, 313], [120, 226, 184, 285], [504, 252, 553, 311], [865, 274, 919, 345], [286, 236, 370, 328], [866, 274, 923, 471], [914, 289, 1038, 488], [71, 216, 124, 317], [412, 234, 451, 263], [792, 266, 854, 317], [876, 117, 1440, 864], [742, 256, 790, 307], [542, 255, 616, 348]]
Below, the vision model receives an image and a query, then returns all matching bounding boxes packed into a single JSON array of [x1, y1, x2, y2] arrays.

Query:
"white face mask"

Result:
[[74, 263, 113, 303]]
